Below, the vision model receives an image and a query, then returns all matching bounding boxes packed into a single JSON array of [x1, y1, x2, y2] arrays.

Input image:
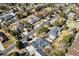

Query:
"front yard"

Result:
[[0, 30, 15, 48], [2, 38, 14, 48]]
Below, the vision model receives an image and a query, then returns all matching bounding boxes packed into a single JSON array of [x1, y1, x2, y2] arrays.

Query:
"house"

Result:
[[31, 38, 49, 56], [28, 18, 37, 24], [12, 26, 17, 31], [48, 27, 60, 43], [26, 45, 41, 56], [12, 26, 20, 34], [0, 12, 15, 22], [0, 19, 2, 22], [0, 41, 5, 51], [5, 18, 17, 26], [28, 17, 39, 24], [23, 32, 28, 36], [56, 4, 65, 7], [68, 12, 76, 19], [50, 15, 57, 24], [32, 38, 49, 50], [0, 16, 5, 22], [34, 24, 40, 29], [36, 49, 47, 56], [21, 31, 28, 38], [26, 45, 36, 56], [18, 22, 26, 32], [4, 12, 15, 20], [33, 3, 45, 9], [0, 32, 9, 43], [41, 10, 48, 17], [66, 20, 78, 29]]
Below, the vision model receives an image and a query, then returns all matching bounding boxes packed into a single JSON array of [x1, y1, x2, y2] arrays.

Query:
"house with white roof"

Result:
[[26, 45, 41, 56], [0, 19, 2, 22], [0, 41, 5, 51], [66, 20, 78, 29], [68, 12, 76, 19], [26, 45, 36, 56], [50, 15, 58, 24]]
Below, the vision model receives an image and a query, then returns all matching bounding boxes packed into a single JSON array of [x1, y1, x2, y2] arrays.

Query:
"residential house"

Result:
[[68, 12, 76, 19], [47, 27, 60, 43], [0, 16, 5, 22], [18, 22, 26, 32], [3, 12, 16, 20], [21, 31, 28, 38], [26, 45, 41, 56], [39, 10, 48, 18], [0, 41, 5, 51], [31, 38, 49, 56], [50, 15, 57, 24], [0, 32, 9, 43], [0, 19, 2, 23], [32, 38, 49, 50], [28, 17, 40, 24], [66, 20, 78, 30], [0, 12, 16, 22], [36, 49, 47, 56], [4, 18, 17, 26], [33, 3, 45, 9]]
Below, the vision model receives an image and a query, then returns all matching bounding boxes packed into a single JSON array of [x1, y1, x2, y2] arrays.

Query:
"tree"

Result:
[[37, 27, 48, 34], [58, 6, 64, 11], [72, 28, 78, 34], [0, 24, 2, 29], [53, 21, 60, 27], [52, 50, 65, 56], [15, 13, 21, 19], [16, 40, 23, 49], [24, 21, 34, 29], [0, 5, 9, 10], [47, 4, 55, 7], [27, 37, 32, 41], [27, 10, 32, 16], [48, 23, 53, 27], [9, 30, 19, 36], [9, 52, 20, 56], [16, 35, 22, 40], [59, 12, 67, 19], [48, 10, 54, 18], [63, 35, 74, 46], [63, 24, 68, 30], [38, 14, 45, 19], [35, 6, 43, 12]]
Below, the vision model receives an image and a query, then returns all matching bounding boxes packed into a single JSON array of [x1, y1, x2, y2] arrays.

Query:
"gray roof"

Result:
[[0, 32, 8, 42], [37, 49, 47, 56], [32, 38, 49, 49], [49, 27, 60, 38]]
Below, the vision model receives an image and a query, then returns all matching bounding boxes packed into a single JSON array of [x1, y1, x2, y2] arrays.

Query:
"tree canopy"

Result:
[[9, 52, 20, 56], [37, 27, 48, 34], [16, 40, 23, 49], [52, 50, 65, 56]]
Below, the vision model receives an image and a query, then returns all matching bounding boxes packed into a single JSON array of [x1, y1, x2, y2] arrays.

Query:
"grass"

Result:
[[2, 39, 14, 48], [0, 30, 15, 48], [58, 30, 70, 41], [0, 31, 15, 48], [53, 30, 70, 49]]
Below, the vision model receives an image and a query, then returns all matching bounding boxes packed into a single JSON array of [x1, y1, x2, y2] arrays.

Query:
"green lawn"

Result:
[[2, 39, 14, 48]]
